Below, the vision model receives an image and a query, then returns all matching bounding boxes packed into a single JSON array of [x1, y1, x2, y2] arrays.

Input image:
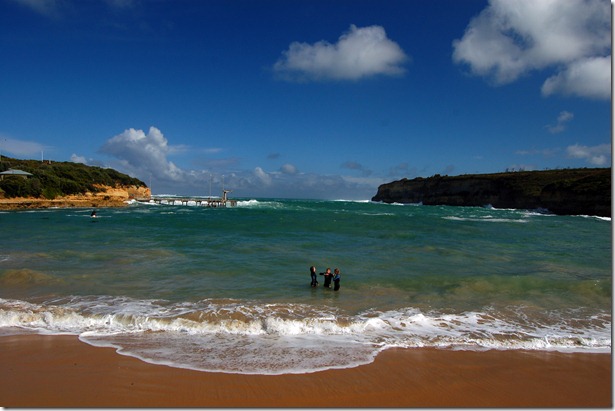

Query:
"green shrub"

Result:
[[0, 157, 147, 199]]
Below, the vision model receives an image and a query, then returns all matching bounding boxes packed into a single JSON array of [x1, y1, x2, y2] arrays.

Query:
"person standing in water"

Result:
[[333, 268, 341, 291], [310, 266, 318, 287], [321, 267, 333, 288]]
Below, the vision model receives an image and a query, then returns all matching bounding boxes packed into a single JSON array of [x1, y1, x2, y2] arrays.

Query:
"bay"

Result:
[[0, 199, 610, 374]]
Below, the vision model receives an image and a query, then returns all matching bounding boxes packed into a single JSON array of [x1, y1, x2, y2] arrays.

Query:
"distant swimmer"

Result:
[[90, 210, 97, 217], [320, 267, 333, 288], [310, 266, 318, 287], [333, 268, 341, 291]]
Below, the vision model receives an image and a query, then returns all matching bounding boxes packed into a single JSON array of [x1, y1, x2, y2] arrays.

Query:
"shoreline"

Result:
[[0, 197, 132, 210], [0, 334, 611, 407]]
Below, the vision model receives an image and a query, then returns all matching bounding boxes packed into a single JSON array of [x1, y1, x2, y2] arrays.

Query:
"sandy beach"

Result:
[[0, 334, 610, 408]]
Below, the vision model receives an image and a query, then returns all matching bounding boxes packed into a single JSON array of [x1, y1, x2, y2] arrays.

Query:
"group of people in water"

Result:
[[309, 266, 341, 291]]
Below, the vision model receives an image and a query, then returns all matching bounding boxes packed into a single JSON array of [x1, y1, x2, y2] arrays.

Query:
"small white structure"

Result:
[[0, 169, 33, 181]]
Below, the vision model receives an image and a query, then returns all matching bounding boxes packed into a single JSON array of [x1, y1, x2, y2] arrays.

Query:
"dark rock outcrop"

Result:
[[371, 168, 611, 217]]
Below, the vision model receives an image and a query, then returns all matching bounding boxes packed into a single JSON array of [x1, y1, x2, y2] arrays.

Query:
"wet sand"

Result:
[[0, 334, 611, 408]]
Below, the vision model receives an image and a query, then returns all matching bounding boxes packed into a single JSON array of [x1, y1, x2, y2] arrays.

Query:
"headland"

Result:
[[372, 168, 611, 217], [0, 157, 150, 210]]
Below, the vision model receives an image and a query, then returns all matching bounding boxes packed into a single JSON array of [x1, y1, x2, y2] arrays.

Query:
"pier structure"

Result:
[[148, 190, 237, 207]]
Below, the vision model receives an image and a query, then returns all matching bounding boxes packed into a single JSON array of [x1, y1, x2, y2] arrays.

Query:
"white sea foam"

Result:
[[576, 214, 612, 222], [236, 199, 262, 207], [235, 199, 292, 209], [333, 199, 371, 203], [443, 216, 529, 223], [0, 296, 610, 375]]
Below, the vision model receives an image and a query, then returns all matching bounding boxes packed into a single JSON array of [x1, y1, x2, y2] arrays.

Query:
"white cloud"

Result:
[[274, 24, 409, 82], [541, 56, 611, 100], [253, 167, 272, 185], [452, 0, 611, 99], [96, 127, 382, 199], [566, 143, 611, 166], [280, 163, 297, 175], [99, 126, 185, 182], [70, 154, 87, 164], [556, 111, 574, 123], [219, 167, 379, 200], [546, 110, 574, 134]]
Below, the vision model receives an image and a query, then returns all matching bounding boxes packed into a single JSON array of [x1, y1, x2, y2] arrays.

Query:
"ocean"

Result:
[[0, 198, 611, 375]]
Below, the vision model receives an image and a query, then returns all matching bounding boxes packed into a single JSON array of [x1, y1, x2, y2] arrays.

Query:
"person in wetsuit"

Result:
[[310, 266, 318, 287], [333, 268, 341, 291], [320, 267, 333, 288]]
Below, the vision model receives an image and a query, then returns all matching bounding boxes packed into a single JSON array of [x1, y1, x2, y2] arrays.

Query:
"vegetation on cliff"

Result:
[[0, 157, 147, 199], [372, 168, 611, 217]]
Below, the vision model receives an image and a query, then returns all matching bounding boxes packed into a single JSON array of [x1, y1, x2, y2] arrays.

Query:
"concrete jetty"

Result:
[[146, 190, 237, 207]]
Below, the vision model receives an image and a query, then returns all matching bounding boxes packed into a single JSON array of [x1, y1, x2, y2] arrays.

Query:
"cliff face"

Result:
[[372, 168, 611, 217], [0, 157, 150, 210], [0, 185, 151, 210]]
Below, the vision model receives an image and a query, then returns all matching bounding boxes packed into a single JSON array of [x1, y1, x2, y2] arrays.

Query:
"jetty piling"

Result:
[[147, 190, 237, 207]]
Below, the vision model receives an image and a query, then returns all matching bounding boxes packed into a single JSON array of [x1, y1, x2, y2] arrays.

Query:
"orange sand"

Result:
[[0, 334, 611, 407]]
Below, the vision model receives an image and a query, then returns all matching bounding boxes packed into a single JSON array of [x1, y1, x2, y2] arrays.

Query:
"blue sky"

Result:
[[0, 0, 611, 199]]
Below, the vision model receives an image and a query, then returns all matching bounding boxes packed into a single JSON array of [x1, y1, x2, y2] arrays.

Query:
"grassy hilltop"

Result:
[[0, 157, 147, 200], [372, 168, 611, 217]]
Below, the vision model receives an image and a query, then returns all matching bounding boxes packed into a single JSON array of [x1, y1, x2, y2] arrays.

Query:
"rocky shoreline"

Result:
[[0, 185, 151, 211], [372, 168, 611, 217]]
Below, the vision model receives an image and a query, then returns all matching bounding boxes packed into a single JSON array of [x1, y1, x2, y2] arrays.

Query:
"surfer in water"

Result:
[[310, 266, 318, 287]]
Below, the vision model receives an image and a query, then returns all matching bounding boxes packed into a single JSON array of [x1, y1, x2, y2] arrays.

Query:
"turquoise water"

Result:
[[0, 199, 611, 374]]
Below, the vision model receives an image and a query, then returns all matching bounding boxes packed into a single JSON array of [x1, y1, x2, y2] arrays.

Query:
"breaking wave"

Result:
[[0, 296, 610, 375]]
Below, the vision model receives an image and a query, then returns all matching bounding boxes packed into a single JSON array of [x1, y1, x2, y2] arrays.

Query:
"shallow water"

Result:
[[0, 199, 611, 374]]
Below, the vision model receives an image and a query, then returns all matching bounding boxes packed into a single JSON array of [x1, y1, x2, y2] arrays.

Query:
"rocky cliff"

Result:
[[0, 157, 151, 210], [372, 168, 611, 217], [0, 184, 151, 210]]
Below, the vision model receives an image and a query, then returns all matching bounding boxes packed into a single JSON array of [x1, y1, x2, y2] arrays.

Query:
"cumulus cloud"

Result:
[[274, 24, 409, 82], [452, 0, 611, 99], [566, 143, 611, 166], [70, 154, 87, 164], [280, 163, 297, 174], [99, 126, 185, 182], [546, 111, 574, 134], [217, 166, 377, 200], [541, 56, 611, 100], [253, 167, 273, 185], [94, 126, 382, 199]]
